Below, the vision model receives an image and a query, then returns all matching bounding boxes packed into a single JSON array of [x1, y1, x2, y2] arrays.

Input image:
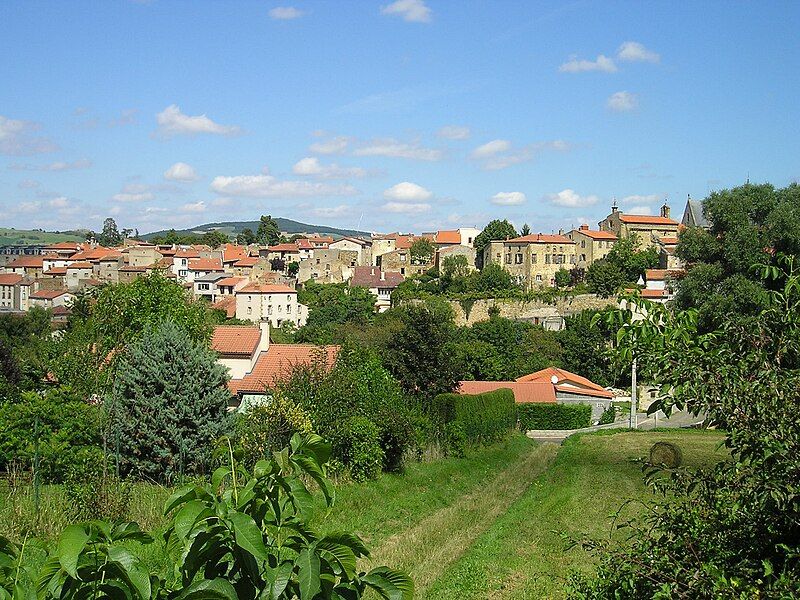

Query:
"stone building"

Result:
[[566, 225, 617, 269], [483, 233, 577, 288], [598, 202, 679, 250], [297, 249, 358, 284]]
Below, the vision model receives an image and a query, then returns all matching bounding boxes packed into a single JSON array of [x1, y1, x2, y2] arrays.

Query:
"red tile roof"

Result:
[[174, 248, 201, 258], [268, 243, 300, 253], [505, 234, 574, 244], [6, 256, 45, 268], [212, 296, 237, 318], [0, 274, 23, 285], [350, 266, 404, 289], [44, 268, 67, 276], [516, 367, 613, 399], [435, 230, 462, 244], [239, 283, 296, 294], [188, 258, 223, 271], [640, 289, 669, 299], [645, 269, 683, 281], [457, 381, 557, 404], [217, 276, 246, 288], [233, 256, 259, 267], [211, 325, 262, 356], [228, 345, 339, 395], [30, 289, 71, 300], [44, 242, 83, 250], [67, 261, 93, 269], [573, 227, 617, 240], [221, 244, 249, 263], [619, 214, 678, 225], [658, 236, 679, 245]]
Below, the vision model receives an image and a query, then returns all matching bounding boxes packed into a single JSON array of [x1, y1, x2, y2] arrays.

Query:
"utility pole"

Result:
[[630, 357, 638, 429]]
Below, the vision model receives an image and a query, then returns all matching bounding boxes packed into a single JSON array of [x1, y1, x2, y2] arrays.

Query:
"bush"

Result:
[[517, 403, 591, 430], [432, 389, 516, 449], [598, 405, 616, 425], [235, 395, 312, 466], [338, 416, 384, 482], [444, 421, 467, 458]]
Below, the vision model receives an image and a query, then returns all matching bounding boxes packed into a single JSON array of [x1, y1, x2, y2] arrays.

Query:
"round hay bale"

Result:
[[649, 441, 683, 468]]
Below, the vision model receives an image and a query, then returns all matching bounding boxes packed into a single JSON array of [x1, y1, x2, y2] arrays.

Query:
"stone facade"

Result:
[[598, 203, 679, 250], [483, 234, 577, 289], [443, 294, 618, 327], [565, 225, 617, 269], [297, 249, 357, 284]]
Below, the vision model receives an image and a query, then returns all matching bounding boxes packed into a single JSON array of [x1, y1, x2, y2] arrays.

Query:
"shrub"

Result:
[[598, 405, 616, 425], [432, 389, 516, 449], [517, 403, 591, 430], [235, 395, 312, 466], [444, 421, 467, 458], [338, 416, 384, 482]]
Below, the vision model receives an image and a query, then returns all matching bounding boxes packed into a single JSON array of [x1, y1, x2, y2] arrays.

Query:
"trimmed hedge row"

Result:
[[432, 389, 517, 447], [517, 403, 592, 430]]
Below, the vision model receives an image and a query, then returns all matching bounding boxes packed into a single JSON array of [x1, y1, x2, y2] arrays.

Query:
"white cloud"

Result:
[[381, 0, 431, 23], [113, 192, 154, 202], [627, 205, 653, 215], [48, 196, 70, 209], [617, 41, 660, 63], [16, 201, 42, 213], [0, 115, 59, 155], [545, 189, 600, 208], [181, 201, 207, 212], [354, 138, 443, 161], [381, 201, 431, 214], [620, 193, 660, 204], [490, 191, 527, 206], [471, 139, 511, 158], [478, 140, 572, 170], [607, 91, 639, 112], [164, 162, 199, 182], [437, 125, 471, 140], [383, 181, 433, 202], [559, 54, 617, 73], [154, 104, 242, 138], [210, 174, 357, 198], [306, 204, 354, 218], [268, 6, 304, 20], [309, 136, 350, 155], [292, 157, 367, 179]]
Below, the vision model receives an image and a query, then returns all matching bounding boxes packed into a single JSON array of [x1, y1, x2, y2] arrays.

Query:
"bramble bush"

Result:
[[517, 403, 591, 430]]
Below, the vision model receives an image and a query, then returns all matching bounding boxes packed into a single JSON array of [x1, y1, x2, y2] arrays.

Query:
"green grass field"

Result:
[[0, 227, 85, 246], [0, 430, 727, 598]]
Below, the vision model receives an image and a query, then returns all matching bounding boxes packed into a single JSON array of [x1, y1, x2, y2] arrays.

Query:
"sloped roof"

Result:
[[212, 295, 237, 318], [30, 289, 71, 300], [44, 242, 83, 251], [640, 289, 669, 299], [645, 269, 683, 281], [217, 276, 246, 287], [211, 325, 262, 356], [350, 266, 404, 289], [239, 283, 296, 294], [516, 367, 613, 399], [233, 256, 259, 267], [174, 248, 201, 258], [44, 268, 67, 275], [67, 261, 93, 269], [268, 243, 300, 252], [619, 214, 678, 225], [682, 198, 709, 228], [435, 230, 461, 244], [505, 234, 574, 244], [572, 227, 617, 241], [0, 274, 23, 285], [188, 258, 223, 271], [6, 256, 45, 268], [221, 244, 249, 263], [228, 345, 339, 395], [457, 381, 556, 404]]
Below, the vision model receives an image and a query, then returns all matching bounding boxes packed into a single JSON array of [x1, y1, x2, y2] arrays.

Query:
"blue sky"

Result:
[[1, 0, 798, 235]]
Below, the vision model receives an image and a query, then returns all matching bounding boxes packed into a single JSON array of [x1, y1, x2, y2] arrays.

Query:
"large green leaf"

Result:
[[285, 477, 316, 520], [320, 533, 370, 558], [172, 500, 213, 540], [292, 455, 335, 507], [297, 548, 321, 600], [164, 484, 200, 515], [106, 546, 151, 600], [57, 525, 89, 579], [176, 578, 239, 599], [315, 539, 357, 579], [362, 567, 414, 600], [268, 561, 293, 600], [229, 511, 270, 561]]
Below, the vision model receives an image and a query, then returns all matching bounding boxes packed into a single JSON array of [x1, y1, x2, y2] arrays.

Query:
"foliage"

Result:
[[163, 432, 413, 599], [572, 256, 800, 598], [648, 441, 682, 468], [440, 254, 470, 286], [236, 227, 256, 245], [296, 282, 376, 344], [112, 320, 230, 482], [202, 230, 230, 248], [474, 219, 517, 269], [557, 309, 626, 388], [554, 268, 571, 288], [516, 404, 591, 430], [271, 257, 287, 272], [521, 223, 531, 236], [432, 389, 516, 449], [380, 303, 462, 399], [149, 228, 231, 247], [409, 238, 435, 265], [257, 214, 281, 246], [0, 387, 104, 483], [673, 183, 800, 330], [0, 308, 51, 398], [64, 472, 132, 523], [235, 395, 312, 466], [585, 235, 658, 297], [339, 416, 384, 482], [287, 261, 300, 277], [597, 406, 615, 425], [98, 216, 123, 247]]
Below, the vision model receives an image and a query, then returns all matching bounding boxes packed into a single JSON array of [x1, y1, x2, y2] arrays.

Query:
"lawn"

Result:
[[0, 227, 85, 246], [0, 430, 726, 598]]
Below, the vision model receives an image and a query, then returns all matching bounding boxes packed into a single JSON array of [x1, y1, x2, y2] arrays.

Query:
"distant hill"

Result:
[[0, 227, 86, 246], [143, 218, 370, 241]]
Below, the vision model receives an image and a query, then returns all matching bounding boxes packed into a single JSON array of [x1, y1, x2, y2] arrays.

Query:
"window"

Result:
[[531, 254, 537, 264], [400, 254, 407, 262], [536, 274, 542, 282], [515, 253, 523, 264], [400, 268, 405, 275], [505, 254, 511, 264], [287, 305, 291, 313], [581, 240, 586, 248], [287, 294, 291, 301], [580, 254, 586, 262], [247, 307, 252, 315], [570, 255, 576, 264], [545, 254, 551, 264], [198, 283, 209, 290], [268, 306, 272, 315]]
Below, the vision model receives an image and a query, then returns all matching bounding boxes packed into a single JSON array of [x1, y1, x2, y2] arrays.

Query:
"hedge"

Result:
[[432, 388, 516, 446], [517, 403, 591, 430]]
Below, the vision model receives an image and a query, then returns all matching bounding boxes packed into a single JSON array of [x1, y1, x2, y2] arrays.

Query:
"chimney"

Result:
[[380, 271, 385, 281], [558, 228, 564, 236], [580, 224, 589, 231], [660, 201, 670, 219], [370, 267, 375, 276]]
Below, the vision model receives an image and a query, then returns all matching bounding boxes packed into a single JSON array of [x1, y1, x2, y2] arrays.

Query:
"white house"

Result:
[[235, 283, 309, 328]]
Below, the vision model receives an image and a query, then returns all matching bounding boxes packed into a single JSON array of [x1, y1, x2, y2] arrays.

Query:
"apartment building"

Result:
[[566, 225, 618, 269], [483, 233, 577, 288], [234, 283, 308, 328]]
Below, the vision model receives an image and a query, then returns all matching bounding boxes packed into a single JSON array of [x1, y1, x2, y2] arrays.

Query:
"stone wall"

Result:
[[446, 294, 617, 327]]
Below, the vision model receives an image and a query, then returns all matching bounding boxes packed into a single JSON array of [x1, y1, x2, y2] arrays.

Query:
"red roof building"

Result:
[[228, 344, 339, 395]]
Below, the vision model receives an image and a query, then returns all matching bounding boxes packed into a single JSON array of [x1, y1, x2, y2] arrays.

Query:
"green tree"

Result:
[[296, 283, 376, 344], [474, 219, 517, 269], [557, 309, 623, 387], [112, 321, 230, 482], [98, 217, 123, 247], [380, 303, 463, 399], [585, 260, 625, 297], [257, 214, 281, 246], [202, 230, 230, 248], [469, 262, 514, 292], [521, 223, 531, 236], [286, 261, 300, 277], [410, 238, 436, 265], [554, 268, 571, 288], [236, 227, 257, 245]]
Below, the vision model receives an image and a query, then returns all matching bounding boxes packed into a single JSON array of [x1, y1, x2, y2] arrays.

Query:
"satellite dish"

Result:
[[551, 375, 559, 384]]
